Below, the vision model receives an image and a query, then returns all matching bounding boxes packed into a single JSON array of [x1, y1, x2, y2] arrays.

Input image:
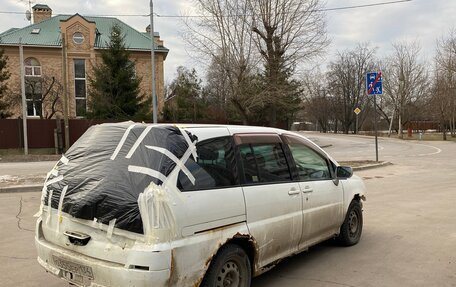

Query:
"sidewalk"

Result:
[[0, 174, 46, 192], [0, 160, 55, 193]]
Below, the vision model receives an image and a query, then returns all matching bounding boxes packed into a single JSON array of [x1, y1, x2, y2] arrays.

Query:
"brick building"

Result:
[[0, 4, 168, 119]]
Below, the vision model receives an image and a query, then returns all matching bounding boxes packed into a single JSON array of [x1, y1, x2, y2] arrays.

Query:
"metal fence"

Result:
[[0, 118, 289, 150], [0, 119, 113, 150]]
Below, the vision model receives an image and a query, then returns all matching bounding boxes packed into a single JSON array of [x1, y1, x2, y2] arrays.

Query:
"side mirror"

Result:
[[336, 166, 353, 179]]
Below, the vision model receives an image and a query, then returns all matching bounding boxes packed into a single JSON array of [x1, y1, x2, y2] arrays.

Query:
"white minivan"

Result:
[[35, 123, 366, 287]]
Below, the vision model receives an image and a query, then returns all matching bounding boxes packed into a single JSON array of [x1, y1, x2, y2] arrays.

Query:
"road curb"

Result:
[[0, 184, 42, 193], [353, 161, 393, 171]]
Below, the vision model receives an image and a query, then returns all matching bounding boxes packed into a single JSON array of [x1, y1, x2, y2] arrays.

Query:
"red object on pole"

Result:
[[407, 127, 412, 137]]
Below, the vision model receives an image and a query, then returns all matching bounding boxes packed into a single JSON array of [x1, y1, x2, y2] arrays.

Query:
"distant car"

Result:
[[35, 123, 366, 287]]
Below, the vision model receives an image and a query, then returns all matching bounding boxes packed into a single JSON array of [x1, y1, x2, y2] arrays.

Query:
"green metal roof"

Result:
[[0, 28, 19, 37], [0, 14, 168, 53]]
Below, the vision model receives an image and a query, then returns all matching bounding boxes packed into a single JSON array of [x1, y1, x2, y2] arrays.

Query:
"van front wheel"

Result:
[[337, 200, 363, 246], [200, 243, 251, 287]]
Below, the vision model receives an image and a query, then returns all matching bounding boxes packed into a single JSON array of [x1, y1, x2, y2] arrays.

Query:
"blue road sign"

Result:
[[366, 72, 383, 95]]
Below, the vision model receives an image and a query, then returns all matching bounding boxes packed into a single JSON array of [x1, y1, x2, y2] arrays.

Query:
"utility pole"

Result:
[[61, 33, 70, 151], [388, 104, 395, 137], [398, 67, 405, 139], [19, 38, 28, 155], [150, 0, 157, 124], [355, 113, 359, 134]]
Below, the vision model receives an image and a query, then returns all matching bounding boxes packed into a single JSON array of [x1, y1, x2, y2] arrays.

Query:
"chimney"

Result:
[[146, 25, 164, 46], [32, 4, 52, 24]]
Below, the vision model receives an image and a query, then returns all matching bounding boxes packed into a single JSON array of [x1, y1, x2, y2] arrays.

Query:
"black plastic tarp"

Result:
[[43, 122, 193, 234]]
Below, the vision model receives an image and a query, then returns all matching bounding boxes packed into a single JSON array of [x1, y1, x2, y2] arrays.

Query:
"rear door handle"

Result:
[[288, 188, 300, 195], [302, 186, 313, 193]]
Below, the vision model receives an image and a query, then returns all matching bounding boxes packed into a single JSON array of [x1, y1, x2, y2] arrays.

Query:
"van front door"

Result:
[[282, 134, 344, 249], [234, 134, 302, 267]]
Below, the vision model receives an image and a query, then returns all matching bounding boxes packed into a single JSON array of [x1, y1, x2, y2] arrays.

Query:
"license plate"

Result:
[[52, 255, 94, 279]]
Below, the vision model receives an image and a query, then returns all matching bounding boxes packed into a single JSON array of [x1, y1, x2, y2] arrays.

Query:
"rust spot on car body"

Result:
[[230, 233, 260, 276], [195, 232, 259, 286], [192, 277, 203, 287], [167, 249, 177, 287]]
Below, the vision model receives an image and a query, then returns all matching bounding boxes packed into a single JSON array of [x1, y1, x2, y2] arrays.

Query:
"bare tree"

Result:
[[185, 0, 328, 126], [184, 0, 260, 124], [302, 70, 333, 132], [383, 41, 430, 138], [204, 58, 230, 121], [327, 44, 377, 134], [431, 74, 452, 140], [249, 0, 329, 126], [204, 57, 264, 123], [434, 30, 456, 138]]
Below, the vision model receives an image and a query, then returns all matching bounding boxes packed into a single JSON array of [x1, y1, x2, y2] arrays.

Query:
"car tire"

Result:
[[337, 199, 363, 246], [200, 243, 251, 287]]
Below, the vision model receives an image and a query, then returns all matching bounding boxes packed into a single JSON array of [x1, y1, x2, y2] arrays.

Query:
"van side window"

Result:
[[177, 136, 237, 191], [239, 143, 291, 184], [284, 135, 331, 181]]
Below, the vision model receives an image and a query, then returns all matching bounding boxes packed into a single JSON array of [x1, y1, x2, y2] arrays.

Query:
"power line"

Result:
[[0, 0, 412, 18], [0, 11, 149, 17], [321, 0, 412, 12], [154, 0, 413, 18], [0, 11, 24, 15]]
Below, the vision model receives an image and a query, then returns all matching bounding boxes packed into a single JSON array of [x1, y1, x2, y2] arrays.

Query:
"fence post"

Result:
[[18, 118, 23, 150]]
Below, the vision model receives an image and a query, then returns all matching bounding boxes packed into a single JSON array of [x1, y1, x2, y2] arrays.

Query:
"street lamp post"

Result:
[[150, 0, 157, 124]]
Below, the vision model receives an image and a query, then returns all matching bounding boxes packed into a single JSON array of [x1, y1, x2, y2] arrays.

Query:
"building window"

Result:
[[24, 57, 41, 77], [73, 32, 84, 44], [74, 59, 86, 117], [24, 57, 42, 117], [25, 79, 42, 117]]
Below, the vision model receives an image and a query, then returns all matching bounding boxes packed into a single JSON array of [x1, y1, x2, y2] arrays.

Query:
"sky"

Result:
[[0, 0, 455, 84]]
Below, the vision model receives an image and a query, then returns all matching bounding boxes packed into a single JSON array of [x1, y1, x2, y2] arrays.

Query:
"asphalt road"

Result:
[[1, 133, 455, 287]]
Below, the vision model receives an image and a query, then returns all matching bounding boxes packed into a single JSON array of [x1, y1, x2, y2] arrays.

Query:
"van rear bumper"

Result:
[[35, 231, 170, 287]]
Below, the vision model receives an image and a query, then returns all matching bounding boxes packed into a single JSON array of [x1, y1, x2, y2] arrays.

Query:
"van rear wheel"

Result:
[[200, 243, 251, 287]]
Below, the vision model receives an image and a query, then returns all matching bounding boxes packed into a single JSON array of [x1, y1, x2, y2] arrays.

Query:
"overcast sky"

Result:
[[1, 0, 455, 83]]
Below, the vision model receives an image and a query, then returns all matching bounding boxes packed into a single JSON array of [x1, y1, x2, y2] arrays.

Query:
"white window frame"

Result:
[[24, 57, 42, 117], [73, 32, 85, 44], [74, 59, 87, 117], [24, 57, 42, 77]]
